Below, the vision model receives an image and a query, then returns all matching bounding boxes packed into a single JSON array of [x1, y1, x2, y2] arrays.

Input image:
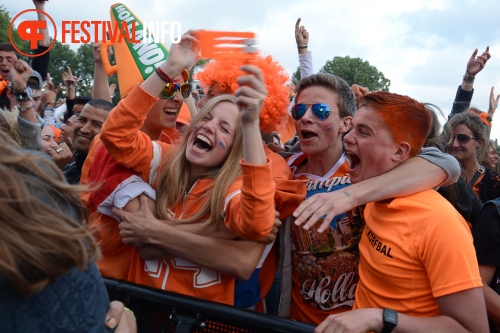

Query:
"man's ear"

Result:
[[394, 142, 412, 162], [340, 116, 352, 134]]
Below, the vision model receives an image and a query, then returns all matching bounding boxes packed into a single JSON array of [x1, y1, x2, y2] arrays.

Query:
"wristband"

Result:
[[463, 72, 475, 84], [17, 101, 35, 113], [297, 45, 308, 49], [156, 67, 174, 83]]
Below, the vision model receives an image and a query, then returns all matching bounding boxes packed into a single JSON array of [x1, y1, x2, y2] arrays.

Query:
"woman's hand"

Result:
[[234, 65, 268, 125]]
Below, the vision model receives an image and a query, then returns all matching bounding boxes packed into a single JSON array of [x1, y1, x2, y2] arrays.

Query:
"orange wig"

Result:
[[197, 54, 290, 133]]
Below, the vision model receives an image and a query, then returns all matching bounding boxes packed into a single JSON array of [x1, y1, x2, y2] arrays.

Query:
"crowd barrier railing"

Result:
[[103, 277, 316, 333]]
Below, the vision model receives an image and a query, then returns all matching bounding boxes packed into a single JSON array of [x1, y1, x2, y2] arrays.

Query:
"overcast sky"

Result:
[[6, 0, 500, 139]]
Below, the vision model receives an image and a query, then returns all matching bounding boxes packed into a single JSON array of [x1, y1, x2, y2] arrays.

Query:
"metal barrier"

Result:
[[103, 278, 315, 333]]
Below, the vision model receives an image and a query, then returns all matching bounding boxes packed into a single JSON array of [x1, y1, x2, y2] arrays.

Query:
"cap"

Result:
[[28, 70, 43, 90]]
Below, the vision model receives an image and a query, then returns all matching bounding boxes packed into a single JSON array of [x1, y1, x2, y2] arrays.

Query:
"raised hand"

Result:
[[234, 65, 268, 125], [10, 60, 32, 92], [295, 18, 309, 47], [163, 30, 201, 75], [466, 46, 491, 77], [489, 86, 500, 118], [62, 66, 78, 87]]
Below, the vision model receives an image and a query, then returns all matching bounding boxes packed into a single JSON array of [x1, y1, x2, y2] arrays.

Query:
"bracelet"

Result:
[[463, 71, 475, 83], [155, 67, 174, 83], [297, 45, 308, 49]]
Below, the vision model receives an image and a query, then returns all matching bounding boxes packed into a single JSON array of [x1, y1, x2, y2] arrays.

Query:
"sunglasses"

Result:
[[291, 103, 336, 120], [453, 134, 478, 144], [161, 82, 192, 99]]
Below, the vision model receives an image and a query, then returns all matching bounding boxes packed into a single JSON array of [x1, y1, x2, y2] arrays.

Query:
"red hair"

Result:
[[358, 92, 431, 157], [197, 54, 290, 133]]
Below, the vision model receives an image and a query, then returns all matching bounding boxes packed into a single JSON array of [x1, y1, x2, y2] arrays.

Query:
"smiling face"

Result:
[[484, 143, 499, 169], [185, 101, 239, 178], [448, 123, 481, 165], [143, 73, 186, 135], [295, 86, 351, 159], [41, 125, 57, 153], [73, 104, 108, 153], [344, 106, 400, 183], [60, 114, 78, 144], [0, 50, 17, 81]]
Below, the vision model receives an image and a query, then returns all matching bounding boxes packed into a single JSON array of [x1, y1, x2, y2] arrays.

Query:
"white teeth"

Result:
[[196, 134, 212, 147]]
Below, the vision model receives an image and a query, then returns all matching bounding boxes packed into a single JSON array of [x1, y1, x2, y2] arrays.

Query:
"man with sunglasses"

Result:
[[277, 73, 461, 325]]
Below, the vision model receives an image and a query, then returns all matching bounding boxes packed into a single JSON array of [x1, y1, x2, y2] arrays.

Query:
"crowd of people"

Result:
[[1, 1, 500, 332]]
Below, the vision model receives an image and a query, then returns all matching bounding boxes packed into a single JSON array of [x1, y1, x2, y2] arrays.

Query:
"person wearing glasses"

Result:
[[83, 70, 193, 281], [95, 30, 284, 305], [279, 73, 461, 325], [443, 111, 500, 203]]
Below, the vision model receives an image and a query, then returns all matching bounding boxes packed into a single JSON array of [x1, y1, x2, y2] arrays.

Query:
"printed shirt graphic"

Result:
[[287, 153, 364, 325]]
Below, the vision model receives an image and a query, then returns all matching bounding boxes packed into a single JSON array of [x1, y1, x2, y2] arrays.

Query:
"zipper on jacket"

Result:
[[178, 180, 198, 220]]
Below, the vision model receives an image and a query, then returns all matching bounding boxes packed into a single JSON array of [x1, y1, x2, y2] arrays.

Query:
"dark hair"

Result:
[[74, 96, 92, 106], [0, 42, 20, 59], [294, 73, 356, 118], [86, 99, 114, 112]]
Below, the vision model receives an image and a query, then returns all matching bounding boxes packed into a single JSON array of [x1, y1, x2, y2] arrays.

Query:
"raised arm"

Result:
[[295, 18, 313, 78], [449, 47, 491, 119], [100, 31, 199, 181], [92, 43, 111, 102]]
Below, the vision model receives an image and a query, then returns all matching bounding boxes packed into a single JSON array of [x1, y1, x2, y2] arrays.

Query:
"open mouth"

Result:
[[193, 134, 213, 153], [346, 152, 360, 172], [301, 130, 317, 140], [1, 69, 9, 77], [163, 107, 178, 117]]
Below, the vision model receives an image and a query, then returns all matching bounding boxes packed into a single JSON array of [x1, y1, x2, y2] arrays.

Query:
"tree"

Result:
[[46, 40, 78, 96], [320, 56, 390, 92], [0, 5, 29, 61], [291, 66, 301, 85]]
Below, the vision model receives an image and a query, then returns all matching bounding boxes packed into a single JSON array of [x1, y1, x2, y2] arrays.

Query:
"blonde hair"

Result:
[[0, 130, 99, 295], [0, 107, 22, 147], [155, 94, 243, 227]]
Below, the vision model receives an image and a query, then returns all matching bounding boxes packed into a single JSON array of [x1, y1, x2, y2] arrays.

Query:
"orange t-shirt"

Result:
[[354, 190, 482, 316], [98, 83, 280, 304]]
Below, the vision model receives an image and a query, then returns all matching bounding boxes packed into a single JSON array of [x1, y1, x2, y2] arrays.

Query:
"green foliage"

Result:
[[0, 5, 29, 61], [320, 56, 391, 92], [189, 58, 210, 84], [47, 40, 78, 96], [292, 66, 301, 85]]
